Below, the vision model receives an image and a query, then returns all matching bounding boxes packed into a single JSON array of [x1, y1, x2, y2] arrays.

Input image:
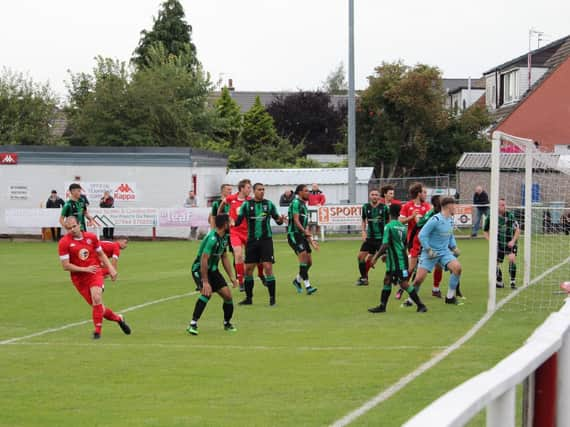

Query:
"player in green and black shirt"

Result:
[[368, 203, 427, 313], [484, 198, 520, 289], [208, 184, 232, 229], [187, 214, 238, 336], [288, 184, 318, 296], [59, 183, 93, 231], [234, 183, 285, 306], [355, 188, 389, 286]]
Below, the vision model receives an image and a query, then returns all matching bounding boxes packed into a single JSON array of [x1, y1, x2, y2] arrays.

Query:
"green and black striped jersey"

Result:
[[382, 219, 408, 273], [235, 199, 282, 240], [61, 199, 88, 231], [211, 199, 230, 217], [361, 202, 389, 239], [484, 212, 519, 247], [287, 197, 308, 235], [191, 230, 229, 272]]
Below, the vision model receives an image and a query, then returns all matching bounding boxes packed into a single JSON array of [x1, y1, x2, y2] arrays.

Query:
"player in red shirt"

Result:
[[218, 179, 264, 289], [379, 184, 401, 207], [58, 216, 131, 339], [100, 236, 129, 277], [398, 183, 442, 301]]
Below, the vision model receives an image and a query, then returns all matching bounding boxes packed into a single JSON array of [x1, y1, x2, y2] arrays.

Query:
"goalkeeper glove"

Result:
[[452, 247, 461, 257], [427, 248, 438, 258]]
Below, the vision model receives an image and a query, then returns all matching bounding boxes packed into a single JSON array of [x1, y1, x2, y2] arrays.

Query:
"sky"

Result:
[[1, 0, 569, 101]]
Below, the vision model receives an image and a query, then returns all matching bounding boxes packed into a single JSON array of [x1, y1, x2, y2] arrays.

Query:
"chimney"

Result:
[[228, 79, 235, 91]]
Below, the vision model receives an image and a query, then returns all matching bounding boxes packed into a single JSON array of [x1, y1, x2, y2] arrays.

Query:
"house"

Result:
[[483, 35, 570, 152], [443, 78, 486, 112]]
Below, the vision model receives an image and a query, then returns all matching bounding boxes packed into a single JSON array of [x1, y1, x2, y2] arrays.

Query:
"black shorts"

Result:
[[360, 238, 382, 254], [245, 239, 275, 264], [287, 233, 312, 255], [498, 245, 517, 262], [192, 269, 228, 293]]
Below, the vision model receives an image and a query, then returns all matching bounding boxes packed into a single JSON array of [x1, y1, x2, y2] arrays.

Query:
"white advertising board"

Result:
[[317, 205, 362, 226]]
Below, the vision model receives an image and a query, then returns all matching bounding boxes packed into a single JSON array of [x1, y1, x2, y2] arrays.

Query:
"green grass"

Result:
[[0, 239, 558, 426]]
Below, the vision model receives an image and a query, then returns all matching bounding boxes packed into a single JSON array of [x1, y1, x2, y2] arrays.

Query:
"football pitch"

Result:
[[0, 239, 554, 426]]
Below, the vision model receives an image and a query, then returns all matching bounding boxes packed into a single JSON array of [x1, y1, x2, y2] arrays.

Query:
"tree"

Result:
[[214, 87, 242, 146], [0, 68, 58, 145], [241, 96, 278, 151], [266, 91, 346, 154], [322, 62, 348, 94], [65, 48, 212, 147], [357, 61, 449, 177], [132, 0, 198, 70]]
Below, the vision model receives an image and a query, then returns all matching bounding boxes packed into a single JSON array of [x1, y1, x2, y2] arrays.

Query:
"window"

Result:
[[502, 70, 518, 104]]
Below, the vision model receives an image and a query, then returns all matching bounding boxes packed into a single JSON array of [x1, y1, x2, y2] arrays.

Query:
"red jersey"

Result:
[[400, 200, 431, 241], [58, 232, 102, 280], [100, 241, 121, 260], [226, 193, 251, 234]]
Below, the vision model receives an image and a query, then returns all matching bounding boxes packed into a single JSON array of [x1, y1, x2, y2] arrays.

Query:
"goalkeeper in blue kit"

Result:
[[413, 197, 463, 305]]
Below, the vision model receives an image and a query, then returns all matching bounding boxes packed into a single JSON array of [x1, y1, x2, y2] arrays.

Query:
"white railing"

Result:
[[404, 298, 570, 427]]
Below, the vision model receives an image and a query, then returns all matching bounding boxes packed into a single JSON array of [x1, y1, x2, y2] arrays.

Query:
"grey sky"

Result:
[[1, 0, 568, 101]]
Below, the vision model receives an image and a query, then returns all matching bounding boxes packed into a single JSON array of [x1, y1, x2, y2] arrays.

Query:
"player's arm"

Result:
[[419, 217, 436, 256], [221, 252, 238, 288], [234, 201, 246, 226], [84, 206, 95, 226], [208, 203, 217, 229], [217, 196, 230, 215], [399, 206, 414, 224], [200, 253, 212, 297], [361, 205, 367, 239], [270, 203, 285, 225], [293, 214, 309, 236], [509, 220, 521, 247], [483, 217, 490, 240], [97, 249, 117, 280], [59, 204, 69, 227], [60, 258, 98, 274]]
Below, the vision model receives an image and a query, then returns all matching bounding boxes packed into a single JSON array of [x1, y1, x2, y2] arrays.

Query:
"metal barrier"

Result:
[[404, 298, 570, 427]]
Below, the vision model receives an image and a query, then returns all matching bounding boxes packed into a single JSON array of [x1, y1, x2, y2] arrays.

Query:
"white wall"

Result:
[[0, 163, 226, 236], [260, 184, 369, 207], [517, 67, 549, 96]]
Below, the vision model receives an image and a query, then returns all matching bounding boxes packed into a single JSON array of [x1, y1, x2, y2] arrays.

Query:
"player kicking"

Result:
[[413, 197, 463, 305], [368, 204, 427, 313], [288, 185, 318, 295], [484, 198, 520, 289], [187, 214, 238, 335], [58, 216, 131, 339], [398, 182, 432, 302], [219, 179, 266, 289], [355, 188, 389, 286], [235, 183, 286, 306]]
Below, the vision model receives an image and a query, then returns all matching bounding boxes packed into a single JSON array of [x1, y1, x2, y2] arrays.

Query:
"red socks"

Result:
[[433, 268, 442, 288], [236, 263, 245, 285], [103, 307, 122, 322], [92, 304, 104, 334]]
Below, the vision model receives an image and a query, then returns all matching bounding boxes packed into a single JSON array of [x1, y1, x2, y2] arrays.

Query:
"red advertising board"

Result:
[[0, 153, 18, 164]]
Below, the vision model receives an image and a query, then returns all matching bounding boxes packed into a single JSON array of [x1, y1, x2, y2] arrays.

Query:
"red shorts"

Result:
[[230, 230, 248, 249], [72, 272, 104, 305], [409, 239, 422, 258]]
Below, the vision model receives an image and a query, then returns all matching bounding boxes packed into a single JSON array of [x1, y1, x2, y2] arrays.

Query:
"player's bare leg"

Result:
[[445, 259, 463, 305]]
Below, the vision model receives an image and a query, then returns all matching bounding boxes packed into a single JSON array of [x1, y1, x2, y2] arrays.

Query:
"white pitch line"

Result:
[[330, 256, 570, 427], [0, 291, 197, 345], [4, 341, 448, 351]]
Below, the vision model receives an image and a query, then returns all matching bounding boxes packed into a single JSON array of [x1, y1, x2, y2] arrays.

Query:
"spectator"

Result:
[[185, 190, 199, 240], [279, 189, 295, 207], [472, 185, 489, 237], [308, 183, 326, 240], [99, 191, 115, 239], [46, 190, 65, 241]]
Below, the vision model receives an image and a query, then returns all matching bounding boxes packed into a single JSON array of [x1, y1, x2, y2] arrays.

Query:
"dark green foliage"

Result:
[[0, 69, 58, 145]]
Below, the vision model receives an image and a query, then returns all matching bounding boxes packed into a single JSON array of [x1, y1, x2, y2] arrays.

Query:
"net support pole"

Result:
[[347, 0, 356, 204], [488, 132, 501, 312], [556, 327, 570, 427], [523, 148, 533, 287]]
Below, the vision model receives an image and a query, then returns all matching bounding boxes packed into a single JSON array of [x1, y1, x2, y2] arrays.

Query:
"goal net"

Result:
[[488, 131, 570, 313]]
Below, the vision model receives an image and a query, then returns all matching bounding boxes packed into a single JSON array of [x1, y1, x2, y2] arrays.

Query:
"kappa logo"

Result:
[[114, 183, 136, 201], [1, 153, 18, 164]]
